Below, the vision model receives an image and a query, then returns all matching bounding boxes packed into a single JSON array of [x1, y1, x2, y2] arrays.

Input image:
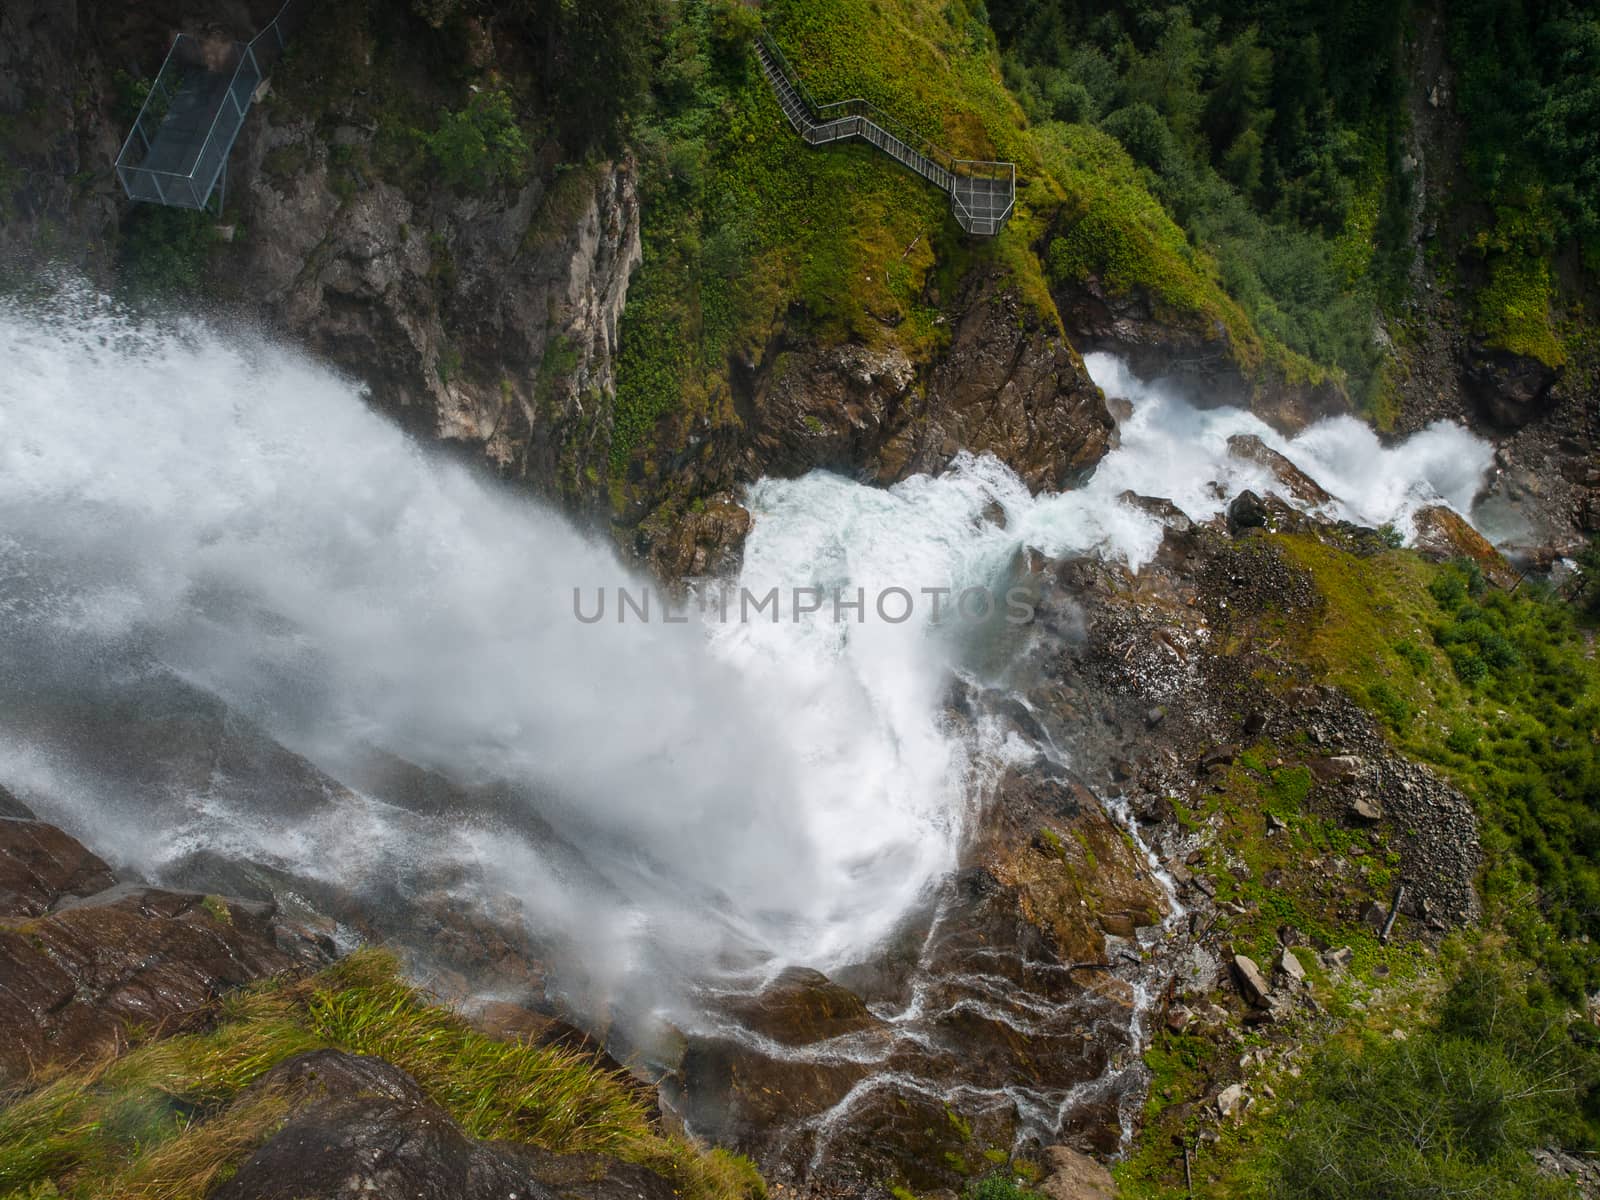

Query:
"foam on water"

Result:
[[732, 356, 1497, 604], [0, 291, 979, 1011], [0, 290, 1500, 1097]]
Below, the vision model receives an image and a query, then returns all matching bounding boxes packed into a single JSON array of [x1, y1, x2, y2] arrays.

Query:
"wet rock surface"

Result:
[[671, 740, 1169, 1188], [216, 1049, 685, 1200], [1410, 504, 1521, 588], [0, 815, 117, 916], [646, 267, 1118, 575], [213, 1051, 560, 1200], [1225, 434, 1335, 508], [0, 784, 36, 820], [0, 820, 331, 1083]]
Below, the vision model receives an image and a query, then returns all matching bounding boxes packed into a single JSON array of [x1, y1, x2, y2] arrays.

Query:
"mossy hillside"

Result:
[[1115, 737, 1431, 1198], [1276, 535, 1600, 996], [613, 0, 1315, 484], [0, 950, 762, 1200], [1031, 121, 1263, 369], [614, 0, 1037, 477], [1469, 201, 1569, 368], [1120, 944, 1597, 1199], [1171, 746, 1409, 973]]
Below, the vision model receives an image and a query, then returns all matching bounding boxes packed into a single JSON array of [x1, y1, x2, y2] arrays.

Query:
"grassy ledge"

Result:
[[0, 950, 763, 1200]]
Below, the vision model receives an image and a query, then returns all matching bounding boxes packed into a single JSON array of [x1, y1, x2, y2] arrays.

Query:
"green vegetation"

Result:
[[613, 0, 999, 473], [1122, 530, 1600, 1194], [418, 87, 529, 191], [401, 0, 653, 155], [115, 206, 214, 299], [1034, 121, 1265, 372], [1280, 536, 1600, 996], [1125, 946, 1599, 1197], [1443, 0, 1599, 362], [991, 0, 1409, 404], [964, 1172, 1042, 1200], [1268, 950, 1599, 1199], [1572, 537, 1600, 617], [1181, 745, 1404, 970], [0, 950, 761, 1200], [1468, 203, 1567, 367], [612, 0, 1285, 479]]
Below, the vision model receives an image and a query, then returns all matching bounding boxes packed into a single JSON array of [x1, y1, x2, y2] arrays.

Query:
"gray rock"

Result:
[[1276, 948, 1307, 985], [1232, 954, 1272, 1008], [1215, 1083, 1245, 1119], [1350, 796, 1384, 822]]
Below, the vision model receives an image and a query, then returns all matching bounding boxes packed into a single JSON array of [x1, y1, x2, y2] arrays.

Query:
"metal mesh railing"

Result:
[[754, 33, 1016, 236], [114, 0, 312, 212]]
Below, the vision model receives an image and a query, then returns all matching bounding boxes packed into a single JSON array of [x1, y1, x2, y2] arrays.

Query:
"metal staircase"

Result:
[[114, 0, 311, 213], [754, 34, 1015, 236]]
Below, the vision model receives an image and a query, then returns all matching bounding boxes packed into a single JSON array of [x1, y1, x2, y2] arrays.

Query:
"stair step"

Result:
[[754, 37, 1014, 235]]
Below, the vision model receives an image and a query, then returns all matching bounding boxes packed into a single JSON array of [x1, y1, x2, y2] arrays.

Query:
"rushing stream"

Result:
[[0, 290, 1501, 1177]]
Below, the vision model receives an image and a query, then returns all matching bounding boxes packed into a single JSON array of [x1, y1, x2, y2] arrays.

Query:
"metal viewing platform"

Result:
[[115, 0, 311, 212], [754, 33, 1015, 236]]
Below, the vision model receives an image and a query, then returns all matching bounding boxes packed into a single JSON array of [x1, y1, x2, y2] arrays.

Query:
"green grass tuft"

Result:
[[0, 950, 762, 1200]]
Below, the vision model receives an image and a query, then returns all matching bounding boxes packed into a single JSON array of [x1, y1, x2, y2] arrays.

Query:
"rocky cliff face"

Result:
[[1, 0, 644, 518], [236, 118, 641, 514], [1048, 267, 1348, 435], [0, 800, 333, 1084], [740, 268, 1113, 492], [637, 265, 1116, 576]]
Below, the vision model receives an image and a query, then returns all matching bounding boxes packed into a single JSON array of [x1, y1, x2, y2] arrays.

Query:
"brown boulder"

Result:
[[643, 493, 752, 580], [0, 818, 117, 917], [750, 268, 1114, 496], [916, 268, 1115, 490], [1226, 434, 1335, 507], [1410, 505, 1520, 589], [0, 871, 325, 1083], [1040, 1145, 1117, 1200]]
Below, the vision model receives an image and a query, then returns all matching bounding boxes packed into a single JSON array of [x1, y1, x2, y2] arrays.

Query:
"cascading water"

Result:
[[0, 289, 1501, 1176], [0, 290, 982, 1030]]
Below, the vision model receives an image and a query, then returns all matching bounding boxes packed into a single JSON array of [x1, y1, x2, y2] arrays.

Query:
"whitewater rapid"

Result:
[[0, 292, 1498, 1050], [737, 354, 1496, 585], [0, 293, 984, 1018]]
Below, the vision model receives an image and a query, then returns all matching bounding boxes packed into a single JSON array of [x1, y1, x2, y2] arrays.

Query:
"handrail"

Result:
[[112, 36, 183, 180], [754, 32, 1016, 235], [114, 0, 311, 212]]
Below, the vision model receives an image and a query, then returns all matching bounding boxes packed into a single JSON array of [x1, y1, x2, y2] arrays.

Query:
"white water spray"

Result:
[[0, 292, 978, 1016], [0, 290, 1501, 1162]]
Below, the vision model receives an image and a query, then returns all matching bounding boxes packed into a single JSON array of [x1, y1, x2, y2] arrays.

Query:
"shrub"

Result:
[[1269, 951, 1597, 1199], [116, 206, 213, 298], [1100, 102, 1175, 173], [420, 88, 529, 192], [709, 0, 761, 55]]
